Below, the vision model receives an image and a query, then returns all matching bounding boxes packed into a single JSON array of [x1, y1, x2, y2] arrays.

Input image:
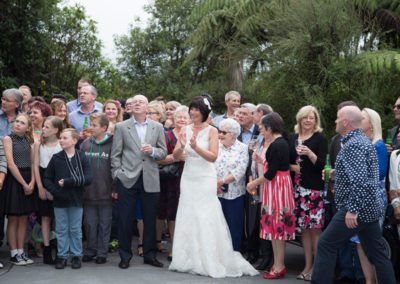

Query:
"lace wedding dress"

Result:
[[169, 125, 258, 278]]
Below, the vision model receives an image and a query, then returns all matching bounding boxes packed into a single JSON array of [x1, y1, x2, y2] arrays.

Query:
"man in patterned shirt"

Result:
[[311, 106, 395, 284]]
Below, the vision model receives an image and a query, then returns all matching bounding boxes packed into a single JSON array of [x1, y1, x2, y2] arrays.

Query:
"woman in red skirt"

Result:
[[247, 112, 296, 280]]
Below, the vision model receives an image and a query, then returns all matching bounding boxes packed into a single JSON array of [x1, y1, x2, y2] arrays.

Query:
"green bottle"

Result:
[[386, 128, 393, 145], [324, 154, 332, 183], [83, 116, 89, 129]]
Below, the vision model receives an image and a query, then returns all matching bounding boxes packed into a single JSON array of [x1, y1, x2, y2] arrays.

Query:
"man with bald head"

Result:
[[311, 106, 395, 283], [111, 94, 167, 269]]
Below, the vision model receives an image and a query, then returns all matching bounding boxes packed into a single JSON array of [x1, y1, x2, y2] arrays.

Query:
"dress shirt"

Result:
[[335, 128, 384, 223], [213, 113, 228, 128], [132, 117, 154, 157], [69, 105, 102, 133], [67, 98, 103, 113], [240, 124, 255, 145], [216, 140, 249, 200]]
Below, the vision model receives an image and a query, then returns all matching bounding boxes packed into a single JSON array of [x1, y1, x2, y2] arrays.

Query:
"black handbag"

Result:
[[159, 130, 181, 179], [159, 163, 180, 179]]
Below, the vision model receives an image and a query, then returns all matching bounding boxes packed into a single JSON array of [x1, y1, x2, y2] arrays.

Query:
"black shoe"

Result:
[[335, 276, 356, 284], [71, 256, 81, 269], [55, 258, 67, 269], [246, 252, 259, 264], [43, 246, 55, 265], [82, 255, 95, 262], [144, 257, 164, 268], [95, 257, 107, 264], [255, 256, 273, 271], [118, 259, 130, 269]]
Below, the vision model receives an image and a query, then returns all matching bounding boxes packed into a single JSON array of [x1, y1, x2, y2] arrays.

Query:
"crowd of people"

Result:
[[0, 79, 398, 283]]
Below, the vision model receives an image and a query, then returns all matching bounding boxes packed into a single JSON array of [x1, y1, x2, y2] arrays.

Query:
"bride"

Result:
[[169, 96, 258, 278]]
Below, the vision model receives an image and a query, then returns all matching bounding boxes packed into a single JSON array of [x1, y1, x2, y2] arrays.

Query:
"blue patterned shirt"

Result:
[[335, 129, 384, 223]]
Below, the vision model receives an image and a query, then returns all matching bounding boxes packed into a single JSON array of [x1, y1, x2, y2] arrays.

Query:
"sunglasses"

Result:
[[218, 130, 230, 135], [394, 104, 400, 110]]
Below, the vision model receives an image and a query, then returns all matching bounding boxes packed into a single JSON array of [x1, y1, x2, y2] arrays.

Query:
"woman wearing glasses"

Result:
[[215, 118, 249, 252]]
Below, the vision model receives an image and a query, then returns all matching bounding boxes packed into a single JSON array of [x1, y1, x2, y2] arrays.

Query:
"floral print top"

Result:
[[216, 139, 249, 200]]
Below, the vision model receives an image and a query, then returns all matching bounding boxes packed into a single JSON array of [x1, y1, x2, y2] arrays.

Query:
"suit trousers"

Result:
[[311, 209, 395, 284], [117, 174, 159, 261]]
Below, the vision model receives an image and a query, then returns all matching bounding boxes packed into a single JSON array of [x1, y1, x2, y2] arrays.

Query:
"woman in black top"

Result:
[[247, 113, 296, 280], [289, 105, 328, 280]]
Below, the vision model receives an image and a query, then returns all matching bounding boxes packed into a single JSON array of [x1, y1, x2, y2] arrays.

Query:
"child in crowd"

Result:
[[3, 114, 36, 265], [80, 113, 114, 264], [44, 128, 92, 269], [33, 116, 64, 264]]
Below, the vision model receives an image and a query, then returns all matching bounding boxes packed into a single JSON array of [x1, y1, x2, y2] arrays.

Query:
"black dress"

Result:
[[4, 133, 36, 216]]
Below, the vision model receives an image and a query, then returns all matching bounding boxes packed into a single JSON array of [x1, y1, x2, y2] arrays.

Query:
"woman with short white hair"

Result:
[[215, 118, 249, 251]]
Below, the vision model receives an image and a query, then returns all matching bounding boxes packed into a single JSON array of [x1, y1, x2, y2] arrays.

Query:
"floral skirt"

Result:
[[295, 186, 325, 229], [260, 170, 296, 241]]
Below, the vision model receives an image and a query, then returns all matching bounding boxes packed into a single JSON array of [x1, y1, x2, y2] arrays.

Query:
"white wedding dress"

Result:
[[169, 125, 258, 278]]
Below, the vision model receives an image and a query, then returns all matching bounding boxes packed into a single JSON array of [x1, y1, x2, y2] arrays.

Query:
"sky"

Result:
[[64, 0, 154, 61]]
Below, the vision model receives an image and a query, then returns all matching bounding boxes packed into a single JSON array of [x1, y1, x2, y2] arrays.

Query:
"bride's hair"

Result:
[[189, 96, 212, 122]]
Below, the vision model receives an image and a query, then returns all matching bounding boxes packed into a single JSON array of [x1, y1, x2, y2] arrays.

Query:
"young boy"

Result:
[[80, 113, 115, 264], [44, 128, 92, 269]]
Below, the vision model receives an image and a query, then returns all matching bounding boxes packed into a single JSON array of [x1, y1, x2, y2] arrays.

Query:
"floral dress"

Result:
[[260, 137, 296, 240]]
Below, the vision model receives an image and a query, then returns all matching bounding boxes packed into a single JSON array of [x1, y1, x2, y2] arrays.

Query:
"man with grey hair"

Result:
[[67, 78, 103, 113], [69, 84, 102, 133], [0, 89, 23, 139], [214, 90, 241, 128], [237, 103, 258, 145], [253, 104, 273, 125], [311, 106, 395, 283]]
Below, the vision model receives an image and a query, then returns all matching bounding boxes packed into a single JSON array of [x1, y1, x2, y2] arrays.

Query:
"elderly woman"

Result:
[[156, 106, 190, 260], [289, 105, 328, 281], [147, 101, 166, 124], [215, 118, 249, 251]]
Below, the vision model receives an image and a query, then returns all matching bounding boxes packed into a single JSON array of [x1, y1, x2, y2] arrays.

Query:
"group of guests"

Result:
[[0, 82, 397, 283]]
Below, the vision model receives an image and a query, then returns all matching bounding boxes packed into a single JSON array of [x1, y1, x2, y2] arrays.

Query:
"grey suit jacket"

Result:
[[110, 118, 167, 191]]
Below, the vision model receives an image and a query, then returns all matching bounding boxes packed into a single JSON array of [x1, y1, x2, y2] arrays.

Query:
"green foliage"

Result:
[[0, 1, 123, 101]]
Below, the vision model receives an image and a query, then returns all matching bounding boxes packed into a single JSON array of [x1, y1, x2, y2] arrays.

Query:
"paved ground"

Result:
[[0, 239, 306, 284]]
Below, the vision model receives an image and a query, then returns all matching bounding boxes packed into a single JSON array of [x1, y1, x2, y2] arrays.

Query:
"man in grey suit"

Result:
[[111, 94, 167, 269]]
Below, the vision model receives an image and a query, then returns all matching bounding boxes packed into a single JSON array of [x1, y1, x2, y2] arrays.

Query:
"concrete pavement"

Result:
[[0, 241, 305, 284]]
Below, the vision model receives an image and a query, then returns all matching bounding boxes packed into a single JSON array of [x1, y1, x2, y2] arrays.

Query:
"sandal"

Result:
[[297, 272, 312, 281], [137, 244, 143, 257], [156, 240, 168, 253]]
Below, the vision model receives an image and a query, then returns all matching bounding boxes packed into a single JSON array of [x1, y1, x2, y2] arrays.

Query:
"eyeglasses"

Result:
[[147, 112, 159, 115], [131, 100, 147, 105], [394, 104, 400, 110], [218, 130, 230, 135]]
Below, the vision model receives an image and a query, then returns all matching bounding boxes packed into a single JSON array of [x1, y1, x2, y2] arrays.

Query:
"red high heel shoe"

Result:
[[263, 266, 287, 279]]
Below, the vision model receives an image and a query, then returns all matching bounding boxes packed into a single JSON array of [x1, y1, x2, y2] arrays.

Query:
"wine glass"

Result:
[[248, 138, 258, 151], [295, 138, 303, 163]]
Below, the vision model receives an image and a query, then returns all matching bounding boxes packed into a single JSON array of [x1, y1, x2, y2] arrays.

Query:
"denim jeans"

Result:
[[54, 207, 83, 258], [311, 209, 395, 284]]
